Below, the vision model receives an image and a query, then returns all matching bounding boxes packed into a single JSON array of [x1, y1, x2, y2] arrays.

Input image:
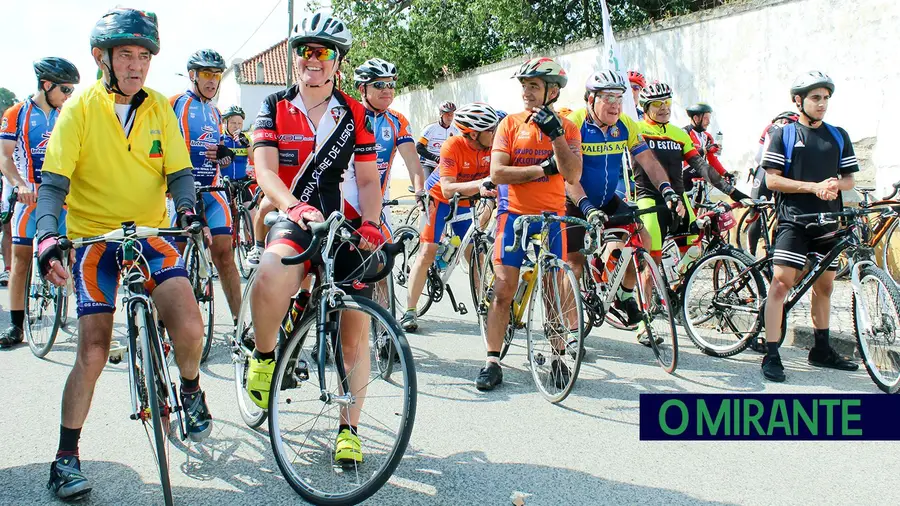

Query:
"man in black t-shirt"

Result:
[[758, 71, 859, 383]]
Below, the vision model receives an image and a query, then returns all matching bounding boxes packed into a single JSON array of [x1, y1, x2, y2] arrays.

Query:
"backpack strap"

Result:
[[781, 122, 796, 176], [823, 122, 845, 159]]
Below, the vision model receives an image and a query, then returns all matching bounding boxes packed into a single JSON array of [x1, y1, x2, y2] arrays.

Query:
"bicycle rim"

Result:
[[636, 251, 679, 373], [389, 225, 430, 317], [526, 259, 584, 403], [268, 296, 416, 505], [372, 275, 395, 379], [233, 277, 267, 428], [681, 251, 765, 357], [853, 266, 900, 393], [25, 263, 57, 358], [880, 220, 899, 284], [237, 210, 254, 279], [137, 305, 174, 506]]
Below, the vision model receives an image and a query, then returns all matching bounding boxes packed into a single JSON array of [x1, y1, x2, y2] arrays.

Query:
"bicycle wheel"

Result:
[[372, 267, 396, 379], [879, 219, 900, 284], [390, 225, 431, 317], [186, 243, 216, 363], [681, 248, 766, 357], [635, 251, 679, 373], [235, 209, 255, 280], [403, 203, 423, 228], [24, 261, 64, 358], [134, 301, 174, 506], [525, 258, 583, 403], [268, 295, 416, 505], [233, 276, 266, 428], [853, 265, 900, 394]]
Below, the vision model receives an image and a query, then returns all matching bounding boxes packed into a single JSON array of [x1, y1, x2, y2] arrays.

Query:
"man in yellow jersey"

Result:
[[36, 8, 211, 501]]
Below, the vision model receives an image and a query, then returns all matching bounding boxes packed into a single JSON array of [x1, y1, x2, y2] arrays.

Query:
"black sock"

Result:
[[11, 310, 24, 329], [338, 424, 358, 435], [766, 342, 780, 358], [487, 351, 500, 359], [253, 348, 275, 361], [181, 374, 200, 394], [255, 240, 265, 248], [813, 328, 829, 350], [57, 426, 82, 459], [233, 317, 238, 327]]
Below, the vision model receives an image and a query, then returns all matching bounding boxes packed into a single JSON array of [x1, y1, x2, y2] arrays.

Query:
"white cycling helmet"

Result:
[[453, 102, 500, 134], [290, 13, 352, 53], [512, 57, 568, 88], [790, 71, 835, 98], [354, 58, 397, 86], [639, 81, 673, 109], [585, 70, 627, 93]]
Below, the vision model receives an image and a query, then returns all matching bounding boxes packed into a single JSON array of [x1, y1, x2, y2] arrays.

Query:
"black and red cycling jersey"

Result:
[[251, 86, 377, 215]]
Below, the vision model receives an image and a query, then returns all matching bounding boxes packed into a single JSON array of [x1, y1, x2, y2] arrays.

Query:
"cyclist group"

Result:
[[0, 6, 869, 503]]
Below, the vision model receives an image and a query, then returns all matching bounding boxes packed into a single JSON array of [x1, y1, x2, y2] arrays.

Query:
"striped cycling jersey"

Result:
[[0, 97, 60, 188], [170, 90, 223, 186]]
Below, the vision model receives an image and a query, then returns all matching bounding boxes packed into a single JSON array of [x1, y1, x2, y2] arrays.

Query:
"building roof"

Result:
[[236, 38, 298, 86]]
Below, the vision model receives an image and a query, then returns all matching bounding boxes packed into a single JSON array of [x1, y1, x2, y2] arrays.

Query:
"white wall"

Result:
[[216, 72, 282, 131], [389, 0, 898, 196]]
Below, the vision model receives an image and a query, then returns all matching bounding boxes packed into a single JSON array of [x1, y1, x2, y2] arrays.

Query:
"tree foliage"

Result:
[[0, 87, 16, 114], [331, 0, 725, 95]]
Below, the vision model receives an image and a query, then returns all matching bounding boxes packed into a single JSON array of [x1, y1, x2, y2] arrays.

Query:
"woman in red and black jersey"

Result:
[[245, 13, 384, 464]]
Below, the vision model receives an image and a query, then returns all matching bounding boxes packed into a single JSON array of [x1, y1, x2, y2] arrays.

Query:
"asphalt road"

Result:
[[0, 267, 895, 506]]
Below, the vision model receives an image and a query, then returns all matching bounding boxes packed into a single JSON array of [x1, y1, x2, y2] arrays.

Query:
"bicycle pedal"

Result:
[[457, 304, 468, 315]]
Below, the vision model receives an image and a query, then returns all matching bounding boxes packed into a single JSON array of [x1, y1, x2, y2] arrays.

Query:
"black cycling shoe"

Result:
[[475, 362, 503, 391], [0, 326, 24, 348], [48, 455, 92, 501], [550, 360, 571, 389], [761, 354, 786, 382], [808, 347, 859, 371], [621, 297, 642, 325]]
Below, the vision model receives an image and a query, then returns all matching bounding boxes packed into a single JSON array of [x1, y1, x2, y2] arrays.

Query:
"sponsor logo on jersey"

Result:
[[35, 131, 52, 149], [381, 126, 391, 139], [149, 140, 163, 159], [582, 141, 627, 155], [191, 131, 217, 147], [647, 139, 682, 151], [278, 134, 315, 143], [0, 118, 7, 130], [202, 125, 214, 132]]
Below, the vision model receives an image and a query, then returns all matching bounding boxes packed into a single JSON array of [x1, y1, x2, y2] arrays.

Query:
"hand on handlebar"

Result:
[[479, 179, 498, 198], [663, 190, 686, 218], [37, 234, 69, 287], [17, 185, 36, 205], [286, 201, 324, 231], [355, 220, 385, 251]]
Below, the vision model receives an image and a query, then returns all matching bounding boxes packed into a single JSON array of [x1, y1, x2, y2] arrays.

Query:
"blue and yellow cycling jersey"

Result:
[[566, 108, 648, 206], [170, 90, 223, 186], [220, 131, 250, 180]]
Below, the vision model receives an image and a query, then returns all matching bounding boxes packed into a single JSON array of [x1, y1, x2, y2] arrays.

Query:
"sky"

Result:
[[0, 0, 319, 100]]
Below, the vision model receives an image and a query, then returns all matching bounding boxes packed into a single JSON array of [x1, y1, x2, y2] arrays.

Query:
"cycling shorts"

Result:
[[636, 193, 697, 253], [266, 217, 376, 297], [73, 237, 187, 316], [171, 191, 232, 242], [13, 202, 67, 246], [564, 195, 631, 254], [421, 200, 472, 244], [772, 221, 840, 271], [493, 211, 566, 267]]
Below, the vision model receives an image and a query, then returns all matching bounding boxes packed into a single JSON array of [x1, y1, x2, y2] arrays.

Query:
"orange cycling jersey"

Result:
[[491, 110, 580, 215], [429, 136, 491, 206]]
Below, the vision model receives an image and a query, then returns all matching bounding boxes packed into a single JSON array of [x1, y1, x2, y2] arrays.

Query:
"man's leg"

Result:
[[0, 244, 32, 346], [807, 262, 858, 370], [477, 263, 519, 390], [250, 196, 276, 265], [402, 243, 438, 331], [210, 235, 242, 319]]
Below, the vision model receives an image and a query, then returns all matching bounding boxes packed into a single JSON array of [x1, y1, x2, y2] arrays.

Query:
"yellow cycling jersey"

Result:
[[42, 80, 192, 239]]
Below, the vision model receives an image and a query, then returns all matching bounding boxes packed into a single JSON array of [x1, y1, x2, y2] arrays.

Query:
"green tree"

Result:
[[0, 87, 16, 114], [331, 0, 725, 93]]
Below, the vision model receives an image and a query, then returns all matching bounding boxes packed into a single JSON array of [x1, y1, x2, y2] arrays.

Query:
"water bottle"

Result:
[[285, 289, 311, 334], [600, 249, 622, 284], [514, 265, 534, 304], [435, 241, 448, 270], [677, 245, 702, 275], [436, 235, 460, 270]]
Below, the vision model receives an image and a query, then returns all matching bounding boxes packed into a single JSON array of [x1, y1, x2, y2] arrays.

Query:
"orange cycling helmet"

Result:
[[627, 70, 646, 89]]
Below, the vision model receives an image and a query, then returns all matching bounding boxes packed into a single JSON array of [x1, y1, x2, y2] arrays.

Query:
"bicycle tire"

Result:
[[236, 209, 255, 280], [853, 265, 900, 394], [135, 301, 175, 506], [372, 269, 396, 379], [233, 275, 266, 428], [186, 242, 216, 363], [525, 258, 584, 403], [24, 262, 64, 359], [636, 250, 679, 373], [878, 219, 899, 284], [268, 295, 416, 505], [681, 248, 766, 357], [389, 225, 431, 317]]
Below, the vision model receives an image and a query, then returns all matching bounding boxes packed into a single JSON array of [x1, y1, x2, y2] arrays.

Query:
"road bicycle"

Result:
[[478, 212, 590, 403], [186, 184, 223, 362], [222, 176, 261, 280], [264, 212, 417, 504], [58, 221, 209, 506]]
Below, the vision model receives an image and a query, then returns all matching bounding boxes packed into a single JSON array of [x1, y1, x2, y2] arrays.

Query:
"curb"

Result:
[[787, 326, 858, 359]]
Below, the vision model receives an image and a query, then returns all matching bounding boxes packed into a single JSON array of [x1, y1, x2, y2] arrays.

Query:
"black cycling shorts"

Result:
[[565, 195, 633, 254], [266, 217, 376, 297], [772, 221, 840, 272]]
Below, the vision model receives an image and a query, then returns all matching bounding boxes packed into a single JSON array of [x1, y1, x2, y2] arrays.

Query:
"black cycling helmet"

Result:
[[222, 106, 245, 121], [187, 49, 226, 72], [34, 57, 80, 85], [685, 103, 713, 117], [90, 8, 160, 55]]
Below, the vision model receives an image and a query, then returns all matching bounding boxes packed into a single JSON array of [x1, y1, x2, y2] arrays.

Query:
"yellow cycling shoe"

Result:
[[246, 356, 276, 409], [334, 429, 363, 465]]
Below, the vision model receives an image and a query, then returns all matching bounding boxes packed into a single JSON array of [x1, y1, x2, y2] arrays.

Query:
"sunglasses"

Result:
[[198, 70, 222, 81], [370, 81, 396, 90], [595, 93, 624, 105], [296, 45, 337, 61], [650, 99, 672, 108], [59, 85, 75, 96]]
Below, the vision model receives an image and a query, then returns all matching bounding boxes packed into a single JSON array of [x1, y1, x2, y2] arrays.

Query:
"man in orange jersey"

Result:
[[477, 57, 582, 391]]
